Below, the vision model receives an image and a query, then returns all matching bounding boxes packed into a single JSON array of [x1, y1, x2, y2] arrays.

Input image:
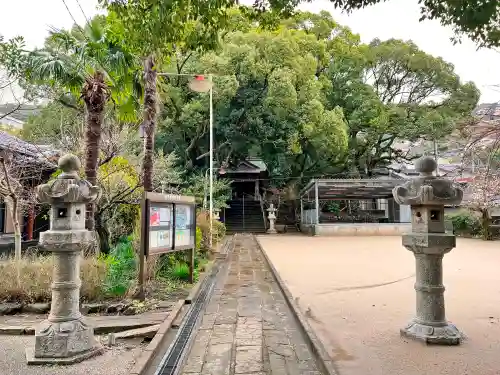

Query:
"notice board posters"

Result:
[[139, 192, 197, 294], [142, 193, 196, 256], [174, 204, 194, 248]]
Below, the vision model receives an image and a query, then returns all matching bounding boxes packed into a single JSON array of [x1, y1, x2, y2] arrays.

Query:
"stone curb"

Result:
[[129, 299, 185, 375], [254, 235, 339, 375]]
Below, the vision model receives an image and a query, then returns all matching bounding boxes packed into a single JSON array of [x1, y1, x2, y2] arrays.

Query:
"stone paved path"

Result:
[[181, 234, 322, 375]]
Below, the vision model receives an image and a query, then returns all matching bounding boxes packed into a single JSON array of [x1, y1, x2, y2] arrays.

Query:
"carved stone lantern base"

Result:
[[401, 320, 462, 345], [26, 318, 104, 364], [27, 154, 104, 365], [401, 233, 463, 346]]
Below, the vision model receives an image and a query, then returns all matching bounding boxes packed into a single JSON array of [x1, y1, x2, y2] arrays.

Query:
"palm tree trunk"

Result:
[[142, 55, 158, 192], [82, 71, 108, 233]]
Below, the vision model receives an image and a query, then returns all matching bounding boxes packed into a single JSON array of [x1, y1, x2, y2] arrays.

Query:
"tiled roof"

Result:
[[0, 132, 40, 156], [0, 131, 57, 170]]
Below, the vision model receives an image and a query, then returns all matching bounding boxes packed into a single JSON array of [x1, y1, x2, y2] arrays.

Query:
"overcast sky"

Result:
[[1, 0, 499, 104]]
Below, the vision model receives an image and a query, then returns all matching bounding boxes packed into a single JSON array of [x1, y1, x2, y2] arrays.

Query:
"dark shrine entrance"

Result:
[[220, 158, 268, 233]]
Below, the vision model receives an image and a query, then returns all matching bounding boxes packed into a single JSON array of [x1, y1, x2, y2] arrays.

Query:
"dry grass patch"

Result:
[[0, 255, 108, 303]]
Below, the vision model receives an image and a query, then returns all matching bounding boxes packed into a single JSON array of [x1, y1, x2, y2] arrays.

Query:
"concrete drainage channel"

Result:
[[138, 236, 233, 375], [154, 263, 219, 375]]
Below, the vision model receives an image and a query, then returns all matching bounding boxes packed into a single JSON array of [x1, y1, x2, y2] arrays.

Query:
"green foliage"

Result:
[[156, 9, 477, 184], [99, 1, 500, 49], [103, 1, 225, 58], [97, 155, 142, 250], [182, 173, 232, 210], [0, 35, 28, 79], [107, 204, 141, 246], [157, 19, 350, 185], [446, 211, 481, 237], [23, 16, 142, 123], [0, 125, 22, 137], [196, 211, 227, 252], [213, 220, 227, 245], [22, 102, 84, 151], [196, 227, 203, 250], [324, 33, 479, 174], [321, 0, 500, 48], [324, 202, 341, 214], [169, 262, 191, 281], [102, 237, 137, 297], [153, 151, 184, 193]]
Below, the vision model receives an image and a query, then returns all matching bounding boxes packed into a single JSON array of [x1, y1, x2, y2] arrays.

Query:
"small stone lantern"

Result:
[[213, 208, 221, 221], [26, 154, 104, 364], [392, 156, 463, 345], [267, 203, 277, 234]]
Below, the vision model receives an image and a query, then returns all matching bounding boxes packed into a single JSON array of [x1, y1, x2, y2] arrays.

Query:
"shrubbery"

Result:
[[196, 211, 226, 253], [0, 213, 226, 303], [102, 236, 137, 297], [0, 255, 108, 303], [446, 211, 481, 237]]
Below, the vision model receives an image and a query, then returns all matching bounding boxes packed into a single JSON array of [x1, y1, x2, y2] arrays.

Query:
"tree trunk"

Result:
[[95, 212, 110, 255], [142, 55, 158, 192], [7, 197, 22, 261], [82, 71, 108, 237], [26, 206, 34, 241]]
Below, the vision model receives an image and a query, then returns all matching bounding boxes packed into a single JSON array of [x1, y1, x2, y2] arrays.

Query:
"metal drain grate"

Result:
[[154, 244, 230, 375]]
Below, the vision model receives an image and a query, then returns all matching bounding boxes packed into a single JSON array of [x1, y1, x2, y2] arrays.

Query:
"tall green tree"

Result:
[[298, 12, 482, 174], [156, 10, 479, 181], [101, 0, 236, 192], [25, 16, 141, 230], [157, 19, 350, 187]]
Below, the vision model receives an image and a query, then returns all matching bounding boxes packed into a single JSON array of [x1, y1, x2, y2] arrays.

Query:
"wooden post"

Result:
[[189, 247, 195, 284], [137, 194, 148, 301], [26, 206, 35, 241]]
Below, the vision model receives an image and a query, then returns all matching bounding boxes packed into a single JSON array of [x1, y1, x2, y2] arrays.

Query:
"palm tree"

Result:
[[27, 16, 141, 233], [141, 55, 157, 192]]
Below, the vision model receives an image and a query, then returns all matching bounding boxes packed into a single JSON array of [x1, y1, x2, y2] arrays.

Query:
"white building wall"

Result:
[[0, 115, 24, 129]]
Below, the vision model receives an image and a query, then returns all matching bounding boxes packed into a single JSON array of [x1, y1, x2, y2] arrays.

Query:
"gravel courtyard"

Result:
[[258, 235, 500, 375]]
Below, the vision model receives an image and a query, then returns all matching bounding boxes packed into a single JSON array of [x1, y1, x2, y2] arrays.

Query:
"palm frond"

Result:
[[27, 50, 85, 92], [25, 16, 142, 121]]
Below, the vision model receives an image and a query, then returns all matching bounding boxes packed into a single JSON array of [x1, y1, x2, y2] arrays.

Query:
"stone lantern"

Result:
[[213, 208, 221, 220], [26, 154, 104, 364], [392, 156, 463, 345], [267, 203, 277, 234]]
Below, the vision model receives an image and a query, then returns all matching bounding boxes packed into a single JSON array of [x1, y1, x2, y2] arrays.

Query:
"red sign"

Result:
[[150, 210, 160, 226]]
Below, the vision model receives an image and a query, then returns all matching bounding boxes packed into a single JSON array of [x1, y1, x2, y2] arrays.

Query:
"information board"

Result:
[[141, 192, 196, 256], [138, 192, 197, 295]]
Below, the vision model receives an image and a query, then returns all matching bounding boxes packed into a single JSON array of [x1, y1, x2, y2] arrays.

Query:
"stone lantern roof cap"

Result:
[[58, 154, 81, 179], [392, 156, 463, 206], [414, 156, 437, 175], [36, 154, 100, 204]]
